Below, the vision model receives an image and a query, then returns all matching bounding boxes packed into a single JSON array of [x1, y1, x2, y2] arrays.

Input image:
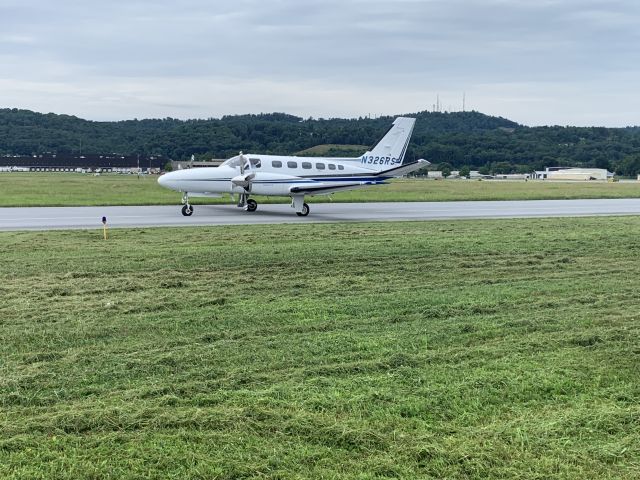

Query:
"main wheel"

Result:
[[296, 203, 310, 217], [181, 205, 194, 216], [246, 199, 258, 212]]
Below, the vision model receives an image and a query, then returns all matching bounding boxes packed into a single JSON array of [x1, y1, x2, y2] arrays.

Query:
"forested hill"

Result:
[[1, 108, 640, 175]]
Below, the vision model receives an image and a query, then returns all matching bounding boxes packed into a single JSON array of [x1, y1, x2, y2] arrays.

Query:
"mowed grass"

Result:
[[1, 219, 639, 479], [1, 173, 640, 207]]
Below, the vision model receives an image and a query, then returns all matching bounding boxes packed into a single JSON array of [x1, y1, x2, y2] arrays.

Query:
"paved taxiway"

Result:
[[2, 199, 640, 231]]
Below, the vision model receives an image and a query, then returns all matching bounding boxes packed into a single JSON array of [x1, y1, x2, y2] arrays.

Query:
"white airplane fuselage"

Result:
[[157, 117, 428, 216], [160, 156, 392, 196]]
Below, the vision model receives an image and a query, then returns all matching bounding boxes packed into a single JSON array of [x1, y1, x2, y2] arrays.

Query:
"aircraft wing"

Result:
[[289, 181, 376, 196]]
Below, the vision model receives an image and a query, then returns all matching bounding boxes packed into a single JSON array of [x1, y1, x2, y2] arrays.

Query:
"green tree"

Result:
[[459, 165, 471, 178], [615, 155, 640, 176], [437, 162, 452, 178], [492, 161, 513, 174], [2, 108, 640, 175]]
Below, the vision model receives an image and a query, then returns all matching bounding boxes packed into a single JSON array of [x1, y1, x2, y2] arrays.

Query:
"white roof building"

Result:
[[533, 167, 614, 181]]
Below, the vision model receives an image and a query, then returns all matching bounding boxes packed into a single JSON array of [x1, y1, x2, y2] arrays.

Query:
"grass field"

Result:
[[1, 218, 639, 478], [1, 172, 640, 207]]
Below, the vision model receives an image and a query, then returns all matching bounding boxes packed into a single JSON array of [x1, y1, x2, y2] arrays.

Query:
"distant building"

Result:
[[533, 167, 613, 181], [428, 171, 443, 179], [171, 159, 225, 170], [493, 173, 530, 180], [469, 171, 493, 179], [0, 154, 167, 172]]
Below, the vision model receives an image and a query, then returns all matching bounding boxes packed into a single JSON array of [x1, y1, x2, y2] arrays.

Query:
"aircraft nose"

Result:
[[157, 172, 176, 189]]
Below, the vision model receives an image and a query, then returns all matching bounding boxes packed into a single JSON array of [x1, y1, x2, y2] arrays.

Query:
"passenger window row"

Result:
[[271, 160, 343, 170]]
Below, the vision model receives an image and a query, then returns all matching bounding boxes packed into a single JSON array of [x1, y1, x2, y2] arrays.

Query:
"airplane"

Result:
[[157, 116, 429, 216]]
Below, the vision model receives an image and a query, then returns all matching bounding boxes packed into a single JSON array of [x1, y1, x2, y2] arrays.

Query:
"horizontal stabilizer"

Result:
[[374, 159, 430, 177]]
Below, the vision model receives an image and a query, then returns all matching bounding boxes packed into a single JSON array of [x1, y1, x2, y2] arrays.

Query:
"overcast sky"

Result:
[[1, 0, 639, 126]]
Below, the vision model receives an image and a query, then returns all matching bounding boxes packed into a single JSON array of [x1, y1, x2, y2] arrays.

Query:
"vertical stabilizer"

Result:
[[360, 117, 416, 172]]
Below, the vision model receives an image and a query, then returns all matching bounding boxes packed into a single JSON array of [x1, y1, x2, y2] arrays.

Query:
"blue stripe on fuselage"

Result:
[[185, 176, 390, 184]]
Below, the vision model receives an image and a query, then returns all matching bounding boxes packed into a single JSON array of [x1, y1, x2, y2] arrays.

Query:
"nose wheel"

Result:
[[181, 193, 193, 216]]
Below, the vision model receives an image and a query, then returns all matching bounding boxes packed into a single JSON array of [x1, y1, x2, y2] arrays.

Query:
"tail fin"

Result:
[[360, 117, 416, 171]]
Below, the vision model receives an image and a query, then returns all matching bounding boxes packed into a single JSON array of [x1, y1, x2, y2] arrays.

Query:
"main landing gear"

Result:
[[296, 203, 310, 217], [246, 198, 258, 212], [237, 193, 258, 212], [292, 195, 310, 217]]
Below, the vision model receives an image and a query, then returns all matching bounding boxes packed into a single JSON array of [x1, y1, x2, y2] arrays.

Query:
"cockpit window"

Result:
[[221, 155, 261, 170], [221, 155, 243, 167]]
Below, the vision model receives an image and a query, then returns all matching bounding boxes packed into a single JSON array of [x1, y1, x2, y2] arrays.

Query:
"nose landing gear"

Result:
[[181, 193, 193, 216]]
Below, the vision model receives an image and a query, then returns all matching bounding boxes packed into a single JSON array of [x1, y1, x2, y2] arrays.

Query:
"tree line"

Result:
[[1, 108, 640, 175]]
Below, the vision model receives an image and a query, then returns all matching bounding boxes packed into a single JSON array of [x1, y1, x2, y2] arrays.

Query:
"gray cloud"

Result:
[[0, 0, 639, 125]]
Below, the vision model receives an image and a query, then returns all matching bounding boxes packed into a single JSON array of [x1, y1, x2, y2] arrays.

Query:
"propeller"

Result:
[[239, 151, 245, 175], [231, 151, 255, 207]]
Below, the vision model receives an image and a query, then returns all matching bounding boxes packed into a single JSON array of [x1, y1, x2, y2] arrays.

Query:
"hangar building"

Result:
[[533, 167, 614, 181]]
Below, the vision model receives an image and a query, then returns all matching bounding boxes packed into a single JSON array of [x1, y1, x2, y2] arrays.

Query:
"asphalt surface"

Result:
[[2, 199, 640, 231]]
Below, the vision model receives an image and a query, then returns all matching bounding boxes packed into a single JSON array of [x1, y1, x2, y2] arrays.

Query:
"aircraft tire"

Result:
[[182, 205, 194, 216], [296, 203, 310, 217], [246, 199, 258, 212]]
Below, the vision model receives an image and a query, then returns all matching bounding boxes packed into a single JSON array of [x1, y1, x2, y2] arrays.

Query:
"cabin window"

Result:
[[328, 164, 336, 170], [316, 163, 325, 170], [287, 161, 298, 168], [338, 165, 345, 170], [302, 162, 312, 169], [272, 160, 282, 168]]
